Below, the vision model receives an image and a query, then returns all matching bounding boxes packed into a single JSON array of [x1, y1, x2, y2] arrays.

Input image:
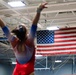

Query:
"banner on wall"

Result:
[[36, 27, 76, 56]]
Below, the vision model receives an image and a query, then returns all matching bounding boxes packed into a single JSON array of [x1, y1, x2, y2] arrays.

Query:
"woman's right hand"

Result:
[[37, 2, 48, 13]]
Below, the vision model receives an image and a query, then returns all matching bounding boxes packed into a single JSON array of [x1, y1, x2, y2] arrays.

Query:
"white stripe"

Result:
[[55, 38, 76, 41], [55, 29, 76, 33], [36, 46, 76, 50]]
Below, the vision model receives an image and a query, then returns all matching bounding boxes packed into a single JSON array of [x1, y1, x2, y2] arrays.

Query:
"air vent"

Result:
[[4, 14, 12, 17], [59, 11, 72, 14]]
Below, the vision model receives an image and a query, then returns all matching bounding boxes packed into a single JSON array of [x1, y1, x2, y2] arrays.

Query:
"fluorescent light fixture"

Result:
[[47, 26, 59, 30], [8, 1, 25, 7], [12, 62, 17, 64], [55, 60, 62, 63], [35, 55, 44, 59]]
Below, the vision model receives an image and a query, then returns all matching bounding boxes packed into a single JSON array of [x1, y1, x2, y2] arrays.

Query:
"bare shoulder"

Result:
[[30, 72, 34, 75]]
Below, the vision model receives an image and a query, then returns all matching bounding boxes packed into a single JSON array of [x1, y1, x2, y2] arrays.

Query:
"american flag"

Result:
[[36, 27, 76, 56]]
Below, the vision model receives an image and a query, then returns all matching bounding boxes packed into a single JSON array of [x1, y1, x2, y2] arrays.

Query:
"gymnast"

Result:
[[0, 2, 48, 75]]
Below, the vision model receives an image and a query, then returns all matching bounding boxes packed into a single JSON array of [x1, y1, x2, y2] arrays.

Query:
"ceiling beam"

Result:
[[0, 0, 42, 29], [1, 1, 76, 13]]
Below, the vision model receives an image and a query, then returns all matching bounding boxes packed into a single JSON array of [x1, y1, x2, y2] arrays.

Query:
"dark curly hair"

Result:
[[11, 25, 27, 42]]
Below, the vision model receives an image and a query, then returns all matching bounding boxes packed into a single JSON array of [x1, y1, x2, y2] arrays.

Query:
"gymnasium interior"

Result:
[[0, 0, 76, 75]]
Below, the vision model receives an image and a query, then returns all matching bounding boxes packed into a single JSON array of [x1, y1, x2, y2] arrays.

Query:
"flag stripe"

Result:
[[55, 29, 76, 33], [36, 49, 76, 53], [58, 27, 76, 30], [54, 34, 76, 39], [37, 43, 76, 47], [55, 31, 76, 35], [55, 39, 76, 42], [37, 47, 76, 51], [36, 52, 76, 56], [37, 42, 76, 46]]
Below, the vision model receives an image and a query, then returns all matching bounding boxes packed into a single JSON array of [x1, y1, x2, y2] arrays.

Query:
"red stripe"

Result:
[[37, 47, 76, 51], [55, 29, 76, 33], [55, 31, 76, 35], [55, 39, 76, 42]]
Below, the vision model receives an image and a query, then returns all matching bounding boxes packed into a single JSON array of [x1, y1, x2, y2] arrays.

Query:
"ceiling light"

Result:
[[8, 1, 25, 7], [35, 55, 44, 59], [47, 26, 59, 30], [12, 62, 17, 64], [55, 60, 62, 63]]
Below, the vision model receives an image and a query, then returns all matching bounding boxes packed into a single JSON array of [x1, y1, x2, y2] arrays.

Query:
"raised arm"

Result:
[[29, 2, 48, 40], [32, 2, 48, 25], [0, 18, 17, 47], [0, 19, 5, 28]]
